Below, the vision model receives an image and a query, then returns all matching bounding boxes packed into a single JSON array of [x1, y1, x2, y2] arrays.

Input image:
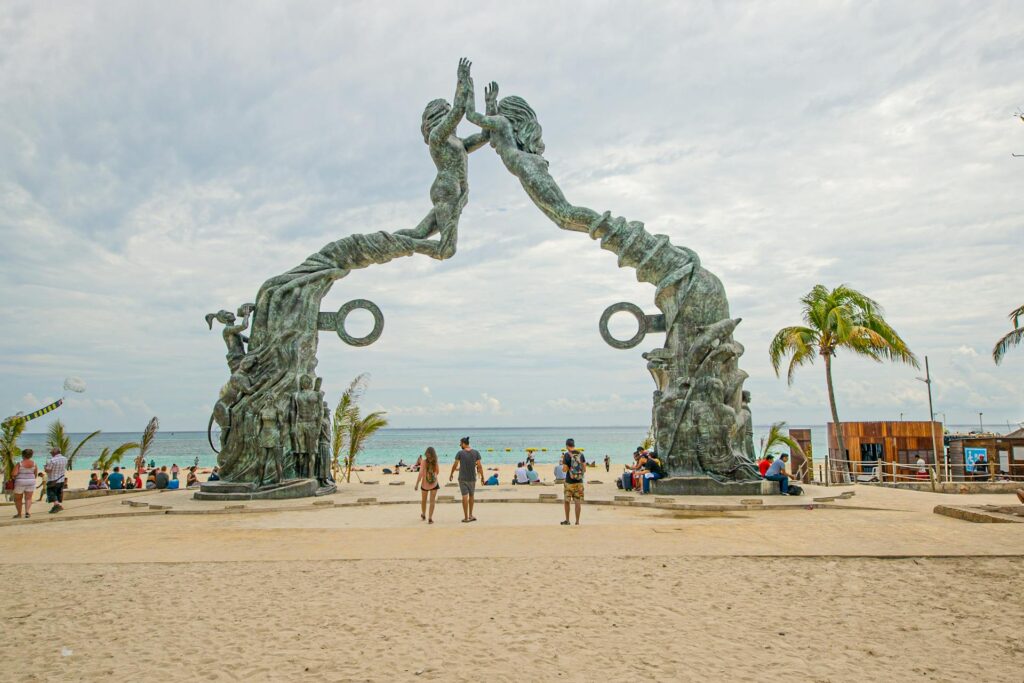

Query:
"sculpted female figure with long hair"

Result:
[[463, 80, 600, 233]]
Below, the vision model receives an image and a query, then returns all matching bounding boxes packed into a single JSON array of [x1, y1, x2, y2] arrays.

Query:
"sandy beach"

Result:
[[1, 477, 1022, 682]]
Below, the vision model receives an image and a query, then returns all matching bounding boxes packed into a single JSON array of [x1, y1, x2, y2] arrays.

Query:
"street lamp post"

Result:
[[916, 356, 941, 487], [979, 412, 984, 433]]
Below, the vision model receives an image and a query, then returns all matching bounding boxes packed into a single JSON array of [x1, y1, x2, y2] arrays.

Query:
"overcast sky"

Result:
[[1, 1, 1021, 433]]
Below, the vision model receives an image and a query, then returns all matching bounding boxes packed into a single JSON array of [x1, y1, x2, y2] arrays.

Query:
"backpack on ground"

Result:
[[788, 484, 803, 496]]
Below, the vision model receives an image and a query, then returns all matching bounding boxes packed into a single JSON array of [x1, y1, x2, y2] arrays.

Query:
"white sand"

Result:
[[1, 481, 1022, 681]]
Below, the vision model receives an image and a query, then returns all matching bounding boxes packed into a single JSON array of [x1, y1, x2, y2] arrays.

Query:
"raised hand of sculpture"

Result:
[[395, 57, 493, 260], [205, 304, 254, 372], [464, 81, 600, 233]]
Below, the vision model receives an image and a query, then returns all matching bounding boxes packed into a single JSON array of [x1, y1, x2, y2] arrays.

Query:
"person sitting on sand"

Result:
[[133, 471, 143, 489], [758, 454, 774, 478], [514, 462, 529, 485], [208, 467, 221, 482], [145, 471, 157, 489], [156, 467, 170, 490], [186, 466, 199, 488], [108, 467, 125, 491], [526, 463, 540, 484], [484, 473, 499, 486], [414, 447, 440, 524], [88, 473, 101, 490], [553, 461, 566, 483]]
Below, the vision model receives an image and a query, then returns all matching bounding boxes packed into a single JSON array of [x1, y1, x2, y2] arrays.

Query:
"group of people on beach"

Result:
[[412, 436, 588, 525]]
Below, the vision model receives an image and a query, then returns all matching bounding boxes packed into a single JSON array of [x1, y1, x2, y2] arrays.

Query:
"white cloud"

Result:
[[0, 2, 1021, 431]]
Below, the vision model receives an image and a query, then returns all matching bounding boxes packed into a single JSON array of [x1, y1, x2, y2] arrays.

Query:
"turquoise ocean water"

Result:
[[18, 425, 836, 470]]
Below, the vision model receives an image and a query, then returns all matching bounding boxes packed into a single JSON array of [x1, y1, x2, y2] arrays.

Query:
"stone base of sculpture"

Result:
[[650, 477, 780, 496], [194, 478, 325, 501]]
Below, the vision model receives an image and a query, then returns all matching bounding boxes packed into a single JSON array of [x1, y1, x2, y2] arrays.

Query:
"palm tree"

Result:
[[992, 304, 1024, 365], [343, 409, 389, 483], [46, 420, 102, 470], [760, 421, 807, 478], [2, 419, 27, 486], [134, 417, 160, 471], [95, 442, 140, 472], [333, 374, 368, 480], [769, 284, 918, 482]]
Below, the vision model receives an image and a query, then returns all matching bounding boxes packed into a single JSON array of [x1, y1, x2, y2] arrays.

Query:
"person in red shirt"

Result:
[[758, 454, 774, 478]]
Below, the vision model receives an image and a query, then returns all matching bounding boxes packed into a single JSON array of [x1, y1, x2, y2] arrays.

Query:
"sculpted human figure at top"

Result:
[[463, 79, 600, 234], [396, 58, 495, 259]]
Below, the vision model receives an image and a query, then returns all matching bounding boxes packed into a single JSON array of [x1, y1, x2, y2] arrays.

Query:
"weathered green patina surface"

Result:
[[203, 60, 759, 499]]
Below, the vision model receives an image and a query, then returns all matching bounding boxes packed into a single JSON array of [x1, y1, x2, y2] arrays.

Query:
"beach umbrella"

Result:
[[504, 448, 511, 452], [487, 448, 494, 452]]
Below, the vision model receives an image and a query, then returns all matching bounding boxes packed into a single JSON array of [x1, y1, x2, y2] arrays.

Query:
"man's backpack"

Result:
[[788, 484, 803, 496], [567, 451, 585, 481]]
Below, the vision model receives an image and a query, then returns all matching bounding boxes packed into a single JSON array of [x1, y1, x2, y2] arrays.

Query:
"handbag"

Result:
[[3, 480, 13, 491]]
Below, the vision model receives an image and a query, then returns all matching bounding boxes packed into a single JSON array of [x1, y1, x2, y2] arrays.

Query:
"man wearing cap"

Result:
[[449, 436, 484, 522], [561, 438, 587, 525], [764, 453, 795, 495], [44, 447, 68, 514]]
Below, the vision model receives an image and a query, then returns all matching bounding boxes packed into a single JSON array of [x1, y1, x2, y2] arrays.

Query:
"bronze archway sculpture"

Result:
[[198, 60, 763, 501]]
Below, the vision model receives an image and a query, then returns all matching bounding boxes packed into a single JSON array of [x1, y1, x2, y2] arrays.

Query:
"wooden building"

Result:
[[945, 433, 1024, 481], [788, 428, 813, 483], [826, 421, 944, 482]]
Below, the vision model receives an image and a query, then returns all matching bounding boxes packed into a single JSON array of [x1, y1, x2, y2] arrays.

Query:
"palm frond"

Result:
[[344, 408, 388, 482], [1, 419, 27, 480], [333, 373, 369, 468], [46, 420, 71, 457], [1010, 304, 1024, 329], [138, 417, 160, 459], [993, 324, 1024, 365], [97, 440, 139, 473], [68, 429, 102, 468], [769, 326, 818, 384], [760, 421, 807, 460]]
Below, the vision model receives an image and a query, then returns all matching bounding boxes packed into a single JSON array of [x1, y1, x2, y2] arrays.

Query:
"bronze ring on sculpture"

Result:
[[336, 299, 384, 347], [599, 302, 648, 349]]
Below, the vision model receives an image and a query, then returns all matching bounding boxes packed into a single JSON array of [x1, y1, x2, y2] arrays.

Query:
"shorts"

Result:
[[459, 480, 476, 497], [46, 481, 65, 503], [12, 483, 34, 495], [564, 482, 585, 501]]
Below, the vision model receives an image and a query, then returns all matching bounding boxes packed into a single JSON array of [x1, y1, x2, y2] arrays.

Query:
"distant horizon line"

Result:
[[21, 422, 1018, 436]]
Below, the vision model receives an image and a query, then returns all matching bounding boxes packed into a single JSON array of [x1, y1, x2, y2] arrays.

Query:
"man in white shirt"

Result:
[[44, 448, 68, 514], [514, 462, 530, 485]]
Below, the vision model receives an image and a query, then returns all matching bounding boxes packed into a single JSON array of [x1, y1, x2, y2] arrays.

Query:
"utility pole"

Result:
[[916, 356, 941, 488], [979, 412, 984, 432]]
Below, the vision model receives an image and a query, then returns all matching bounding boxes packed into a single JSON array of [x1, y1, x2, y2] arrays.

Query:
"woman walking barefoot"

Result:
[[415, 447, 441, 524], [11, 449, 38, 518]]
